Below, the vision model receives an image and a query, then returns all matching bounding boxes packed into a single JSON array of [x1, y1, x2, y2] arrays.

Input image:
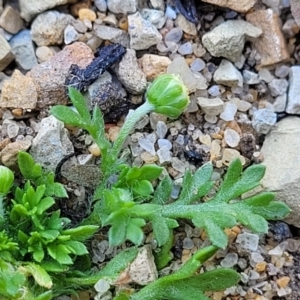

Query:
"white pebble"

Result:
[[220, 102, 237, 121], [224, 128, 240, 147]]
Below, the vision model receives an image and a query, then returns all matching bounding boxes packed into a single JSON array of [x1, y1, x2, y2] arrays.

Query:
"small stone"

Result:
[[78, 8, 97, 22], [128, 12, 162, 50], [0, 35, 14, 71], [249, 270, 260, 280], [220, 102, 237, 121], [220, 253, 238, 268], [246, 9, 290, 67], [171, 157, 186, 173], [36, 46, 55, 63], [287, 66, 300, 114], [141, 9, 166, 29], [167, 57, 197, 93], [276, 276, 291, 289], [64, 25, 79, 45], [268, 79, 288, 97], [222, 148, 245, 166], [129, 245, 158, 285], [208, 85, 221, 97], [286, 238, 300, 252], [175, 14, 197, 35], [141, 151, 158, 164], [108, 126, 120, 142], [107, 0, 137, 14], [0, 70, 37, 109], [139, 54, 171, 81], [205, 114, 218, 123], [165, 28, 183, 43], [224, 128, 240, 148], [190, 58, 205, 72], [95, 0, 107, 12], [213, 60, 243, 87], [1, 140, 31, 167], [150, 0, 165, 11], [165, 5, 177, 20], [156, 121, 168, 139], [236, 232, 259, 251], [31, 11, 73, 46], [290, 0, 300, 27], [275, 65, 290, 78], [115, 49, 147, 94], [197, 97, 224, 116], [94, 279, 110, 295], [94, 24, 129, 48], [157, 145, 172, 164], [258, 68, 274, 83], [238, 100, 252, 112], [202, 20, 262, 62], [243, 70, 260, 84], [273, 94, 287, 113], [182, 237, 194, 249], [252, 109, 277, 135], [255, 261, 267, 272], [138, 137, 155, 156], [210, 140, 221, 160], [178, 42, 193, 55], [192, 43, 206, 57], [0, 5, 24, 34], [268, 241, 288, 256]]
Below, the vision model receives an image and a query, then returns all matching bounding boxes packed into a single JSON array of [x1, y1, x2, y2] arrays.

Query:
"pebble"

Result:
[[36, 46, 55, 63], [157, 145, 172, 164], [275, 65, 290, 78], [192, 43, 206, 57], [1, 140, 31, 167], [214, 59, 243, 87], [268, 241, 288, 256], [31, 11, 73, 46], [156, 121, 168, 138], [243, 70, 260, 84], [237, 100, 252, 112], [115, 49, 147, 94], [167, 57, 197, 93], [95, 0, 107, 12], [246, 9, 290, 67], [268, 79, 288, 97], [165, 5, 177, 20], [224, 128, 240, 147], [94, 279, 110, 296], [139, 54, 171, 81], [190, 58, 205, 72], [236, 232, 259, 251], [138, 137, 156, 156], [252, 109, 277, 135], [197, 97, 224, 116], [208, 85, 221, 97], [171, 157, 186, 173], [0, 35, 14, 71], [178, 42, 193, 55], [273, 94, 287, 112], [141, 9, 166, 29], [107, 0, 137, 14], [220, 252, 238, 268], [287, 66, 300, 114], [222, 148, 245, 166], [157, 139, 172, 150], [182, 237, 194, 249], [175, 14, 197, 35], [165, 27, 183, 43], [220, 102, 237, 121], [94, 24, 129, 48], [0, 5, 24, 34], [128, 12, 162, 50], [141, 152, 158, 164], [201, 0, 257, 12], [202, 20, 262, 62], [64, 25, 79, 45]]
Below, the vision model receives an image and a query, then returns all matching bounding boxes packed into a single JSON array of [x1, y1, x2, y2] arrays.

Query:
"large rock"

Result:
[[202, 20, 262, 62], [246, 9, 290, 67], [260, 117, 300, 227], [19, 0, 78, 22], [30, 115, 74, 173], [27, 42, 94, 108], [201, 0, 257, 13], [107, 0, 137, 14]]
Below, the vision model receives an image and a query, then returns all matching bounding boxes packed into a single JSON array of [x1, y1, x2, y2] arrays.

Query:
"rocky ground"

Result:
[[0, 0, 300, 299]]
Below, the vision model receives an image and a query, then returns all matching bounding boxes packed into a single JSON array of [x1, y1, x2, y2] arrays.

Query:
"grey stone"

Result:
[[261, 117, 300, 227], [115, 49, 147, 94], [95, 0, 107, 11], [175, 13, 197, 35], [30, 115, 74, 173], [268, 78, 288, 97], [141, 9, 166, 29], [31, 11, 73, 46], [258, 68, 274, 83], [0, 5, 24, 34], [0, 35, 14, 71], [157, 145, 172, 164], [107, 0, 137, 14], [202, 20, 262, 62], [128, 12, 162, 50], [243, 70, 260, 84], [64, 25, 79, 45], [252, 108, 277, 135], [273, 94, 287, 112], [9, 29, 38, 71], [19, 0, 78, 22], [275, 65, 290, 78], [287, 66, 300, 114], [213, 59, 243, 87], [178, 42, 193, 55], [94, 24, 129, 48], [236, 232, 259, 251], [197, 97, 224, 115]]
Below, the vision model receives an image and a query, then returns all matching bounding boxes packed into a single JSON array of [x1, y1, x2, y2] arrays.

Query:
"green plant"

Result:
[[0, 153, 99, 299], [50, 74, 290, 299]]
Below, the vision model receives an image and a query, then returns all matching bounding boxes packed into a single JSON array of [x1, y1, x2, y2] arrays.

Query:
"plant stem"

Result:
[[110, 102, 154, 160]]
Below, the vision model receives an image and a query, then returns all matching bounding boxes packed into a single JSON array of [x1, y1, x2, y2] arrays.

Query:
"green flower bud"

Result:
[[145, 74, 190, 118], [0, 166, 14, 195]]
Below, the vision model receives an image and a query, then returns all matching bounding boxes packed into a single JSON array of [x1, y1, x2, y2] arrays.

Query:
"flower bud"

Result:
[[146, 74, 190, 118], [0, 166, 14, 195]]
